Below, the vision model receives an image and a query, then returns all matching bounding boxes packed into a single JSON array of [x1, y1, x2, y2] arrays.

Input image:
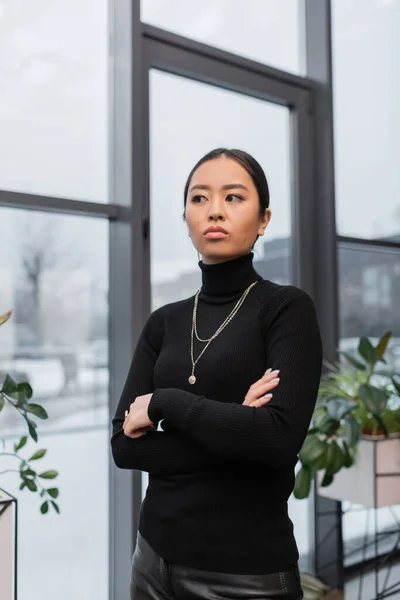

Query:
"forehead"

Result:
[[190, 157, 254, 188]]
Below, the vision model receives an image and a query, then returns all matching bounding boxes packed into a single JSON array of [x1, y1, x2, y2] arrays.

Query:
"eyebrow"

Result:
[[189, 183, 249, 193]]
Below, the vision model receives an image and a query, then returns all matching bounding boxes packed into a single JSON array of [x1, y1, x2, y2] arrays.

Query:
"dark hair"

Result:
[[183, 148, 270, 221]]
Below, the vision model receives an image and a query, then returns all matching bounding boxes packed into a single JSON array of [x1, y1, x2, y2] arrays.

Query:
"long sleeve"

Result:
[[148, 289, 323, 469], [110, 307, 225, 474]]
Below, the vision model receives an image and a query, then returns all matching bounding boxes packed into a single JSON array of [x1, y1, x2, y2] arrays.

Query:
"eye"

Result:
[[192, 195, 207, 203], [226, 194, 243, 202]]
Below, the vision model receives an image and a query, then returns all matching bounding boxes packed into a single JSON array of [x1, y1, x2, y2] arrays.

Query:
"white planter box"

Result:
[[317, 436, 400, 508], [0, 488, 17, 600]]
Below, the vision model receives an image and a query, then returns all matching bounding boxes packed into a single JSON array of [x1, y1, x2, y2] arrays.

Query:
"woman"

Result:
[[111, 148, 323, 600]]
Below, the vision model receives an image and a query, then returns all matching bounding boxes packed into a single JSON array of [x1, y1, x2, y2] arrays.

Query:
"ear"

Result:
[[257, 208, 271, 237]]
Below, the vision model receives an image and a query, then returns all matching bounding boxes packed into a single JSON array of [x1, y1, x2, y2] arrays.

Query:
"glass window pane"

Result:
[[0, 1, 108, 202], [0, 209, 109, 600], [148, 69, 313, 572], [141, 0, 305, 75], [339, 243, 400, 342], [332, 0, 400, 239], [338, 242, 400, 566]]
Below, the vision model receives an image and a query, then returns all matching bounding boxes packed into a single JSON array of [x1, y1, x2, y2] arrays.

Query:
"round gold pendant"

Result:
[[188, 375, 196, 385]]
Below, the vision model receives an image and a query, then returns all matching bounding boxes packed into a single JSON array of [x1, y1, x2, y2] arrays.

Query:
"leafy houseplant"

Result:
[[0, 311, 60, 514], [294, 331, 400, 500]]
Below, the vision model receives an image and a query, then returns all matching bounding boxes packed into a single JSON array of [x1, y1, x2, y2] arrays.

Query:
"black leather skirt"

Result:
[[130, 532, 303, 600]]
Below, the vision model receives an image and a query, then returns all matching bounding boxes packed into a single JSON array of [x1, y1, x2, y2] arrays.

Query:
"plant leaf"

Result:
[[26, 404, 48, 420], [25, 479, 38, 492], [28, 421, 38, 443], [307, 427, 319, 435], [392, 377, 400, 395], [320, 471, 334, 487], [47, 488, 59, 499], [2, 374, 18, 396], [340, 352, 366, 371], [358, 337, 378, 366], [376, 331, 392, 361], [17, 382, 33, 400], [299, 434, 327, 467], [50, 501, 60, 514], [0, 394, 5, 412], [326, 397, 357, 421], [342, 441, 354, 468], [39, 470, 58, 480], [359, 384, 388, 416], [294, 466, 312, 499], [0, 310, 12, 326], [343, 415, 362, 447], [317, 417, 339, 436], [16, 394, 28, 409], [326, 440, 345, 475], [319, 367, 359, 401], [312, 407, 329, 429], [374, 414, 389, 438], [40, 501, 49, 514], [29, 449, 47, 461], [15, 436, 28, 451], [314, 445, 329, 471], [22, 468, 36, 477]]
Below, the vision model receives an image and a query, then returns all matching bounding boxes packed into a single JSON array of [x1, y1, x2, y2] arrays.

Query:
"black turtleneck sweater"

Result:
[[111, 252, 323, 574]]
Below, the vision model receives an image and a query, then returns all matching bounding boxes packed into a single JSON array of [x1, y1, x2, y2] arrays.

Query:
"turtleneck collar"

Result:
[[198, 252, 262, 300]]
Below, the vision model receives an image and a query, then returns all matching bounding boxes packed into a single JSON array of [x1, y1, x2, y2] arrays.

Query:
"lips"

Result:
[[205, 231, 228, 239], [203, 227, 228, 240], [203, 226, 228, 238]]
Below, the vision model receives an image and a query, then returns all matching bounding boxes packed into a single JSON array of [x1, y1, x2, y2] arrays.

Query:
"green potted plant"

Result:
[[294, 331, 400, 507], [0, 311, 60, 514]]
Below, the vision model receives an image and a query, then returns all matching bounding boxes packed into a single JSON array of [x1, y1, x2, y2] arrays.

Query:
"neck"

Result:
[[201, 252, 249, 266], [198, 252, 262, 299]]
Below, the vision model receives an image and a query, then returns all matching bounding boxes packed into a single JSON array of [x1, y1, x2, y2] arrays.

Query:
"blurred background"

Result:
[[0, 1, 399, 599]]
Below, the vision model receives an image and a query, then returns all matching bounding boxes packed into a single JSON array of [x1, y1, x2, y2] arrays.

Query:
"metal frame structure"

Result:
[[2, 0, 399, 597], [304, 0, 343, 589]]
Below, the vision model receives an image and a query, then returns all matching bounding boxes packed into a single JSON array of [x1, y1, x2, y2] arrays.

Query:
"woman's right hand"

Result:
[[242, 368, 280, 408]]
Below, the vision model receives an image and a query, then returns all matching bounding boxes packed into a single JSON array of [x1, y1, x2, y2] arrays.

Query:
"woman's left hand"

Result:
[[123, 393, 157, 439]]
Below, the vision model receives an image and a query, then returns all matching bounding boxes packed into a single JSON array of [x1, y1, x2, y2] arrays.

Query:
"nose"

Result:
[[207, 197, 226, 221]]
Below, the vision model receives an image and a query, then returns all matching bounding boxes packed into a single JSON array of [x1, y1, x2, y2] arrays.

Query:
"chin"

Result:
[[200, 245, 243, 263]]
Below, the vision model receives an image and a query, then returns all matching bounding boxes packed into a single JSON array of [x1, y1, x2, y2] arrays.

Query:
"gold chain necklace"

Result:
[[188, 280, 259, 385], [194, 283, 257, 343]]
